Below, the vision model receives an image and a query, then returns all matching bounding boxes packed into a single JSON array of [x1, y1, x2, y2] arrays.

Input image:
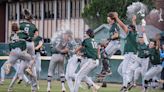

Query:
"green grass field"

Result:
[[0, 79, 164, 92]]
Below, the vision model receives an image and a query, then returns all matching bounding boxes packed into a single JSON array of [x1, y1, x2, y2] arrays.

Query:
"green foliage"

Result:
[[82, 0, 154, 29]]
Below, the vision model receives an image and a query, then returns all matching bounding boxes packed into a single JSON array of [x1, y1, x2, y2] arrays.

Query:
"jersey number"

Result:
[[24, 27, 29, 34], [91, 41, 98, 48]]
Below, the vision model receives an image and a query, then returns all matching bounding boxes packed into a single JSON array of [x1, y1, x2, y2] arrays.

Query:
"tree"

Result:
[[82, 0, 154, 29]]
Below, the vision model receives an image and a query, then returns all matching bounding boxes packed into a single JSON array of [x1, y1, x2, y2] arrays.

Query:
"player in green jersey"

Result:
[[117, 15, 140, 92], [19, 9, 37, 74], [73, 29, 100, 92], [143, 38, 162, 92], [33, 31, 43, 90], [4, 23, 37, 92]]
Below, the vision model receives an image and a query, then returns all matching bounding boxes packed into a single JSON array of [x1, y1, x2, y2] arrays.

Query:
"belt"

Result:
[[84, 57, 97, 60], [125, 52, 136, 54], [152, 65, 160, 67], [111, 39, 120, 42], [139, 56, 148, 58], [26, 38, 33, 42]]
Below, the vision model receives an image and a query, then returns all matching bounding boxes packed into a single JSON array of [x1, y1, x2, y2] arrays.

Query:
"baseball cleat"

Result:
[[120, 87, 124, 92], [120, 86, 128, 92], [101, 82, 107, 87], [62, 87, 66, 92], [17, 79, 22, 84], [47, 87, 51, 92], [80, 82, 89, 89], [25, 68, 33, 76], [7, 88, 13, 92], [0, 81, 4, 85], [37, 85, 40, 90], [142, 88, 148, 92], [31, 90, 36, 92], [5, 63, 11, 74], [127, 83, 135, 90], [92, 84, 100, 92], [25, 81, 31, 86]]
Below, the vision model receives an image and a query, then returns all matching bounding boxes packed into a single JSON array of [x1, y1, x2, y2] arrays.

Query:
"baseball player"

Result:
[[33, 30, 43, 90], [4, 23, 33, 74], [47, 31, 73, 92], [3, 23, 37, 92], [143, 39, 162, 92], [8, 59, 37, 92], [104, 12, 121, 57], [66, 38, 98, 92], [133, 28, 149, 87], [73, 29, 100, 92], [0, 60, 30, 85], [101, 12, 127, 75], [117, 15, 139, 92], [19, 9, 38, 74]]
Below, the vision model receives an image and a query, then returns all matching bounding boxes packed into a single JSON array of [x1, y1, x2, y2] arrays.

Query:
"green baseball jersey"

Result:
[[33, 36, 43, 52], [138, 43, 149, 58], [9, 31, 28, 51], [149, 48, 161, 65], [19, 22, 37, 39], [124, 31, 138, 54], [109, 22, 120, 40], [82, 38, 98, 60], [34, 36, 43, 47]]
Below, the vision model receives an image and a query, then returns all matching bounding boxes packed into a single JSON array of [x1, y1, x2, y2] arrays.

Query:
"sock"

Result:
[[61, 82, 65, 89], [47, 76, 52, 89]]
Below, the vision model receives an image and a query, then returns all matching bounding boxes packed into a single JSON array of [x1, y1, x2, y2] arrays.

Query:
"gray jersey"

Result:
[[51, 35, 68, 54], [67, 39, 82, 56]]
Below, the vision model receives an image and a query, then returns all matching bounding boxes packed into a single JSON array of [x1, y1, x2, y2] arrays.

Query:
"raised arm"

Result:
[[155, 34, 161, 50], [114, 12, 128, 33], [142, 27, 149, 45], [97, 45, 101, 59], [132, 15, 137, 26]]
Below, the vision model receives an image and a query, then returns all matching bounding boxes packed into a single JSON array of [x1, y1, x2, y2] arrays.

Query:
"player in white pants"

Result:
[[8, 60, 37, 92], [134, 58, 149, 86], [73, 29, 100, 92], [4, 23, 34, 75], [0, 60, 29, 85], [104, 12, 121, 57], [117, 15, 139, 92], [100, 12, 121, 75], [19, 9, 38, 75], [66, 54, 94, 92], [65, 38, 95, 92], [66, 50, 100, 92], [133, 31, 150, 87], [143, 39, 163, 92], [102, 12, 128, 77], [47, 31, 73, 92], [33, 31, 43, 90]]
